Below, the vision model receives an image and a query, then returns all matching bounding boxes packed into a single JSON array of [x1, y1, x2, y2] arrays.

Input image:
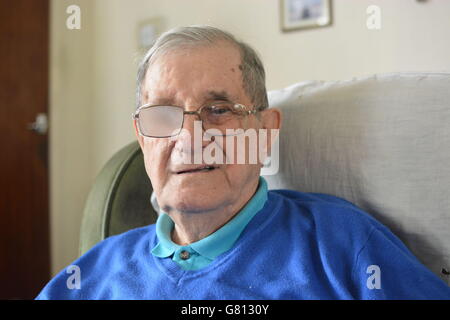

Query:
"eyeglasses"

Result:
[[132, 102, 264, 138]]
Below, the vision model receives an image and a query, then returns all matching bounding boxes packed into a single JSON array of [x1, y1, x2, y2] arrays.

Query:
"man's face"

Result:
[[135, 41, 263, 215]]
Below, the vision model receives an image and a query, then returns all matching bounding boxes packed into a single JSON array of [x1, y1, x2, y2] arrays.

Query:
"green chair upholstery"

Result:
[[79, 141, 157, 256]]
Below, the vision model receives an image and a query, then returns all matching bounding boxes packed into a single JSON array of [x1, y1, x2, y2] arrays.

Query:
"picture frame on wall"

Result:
[[281, 0, 332, 32]]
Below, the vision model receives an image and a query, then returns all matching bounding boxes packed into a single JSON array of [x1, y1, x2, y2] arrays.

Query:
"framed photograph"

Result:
[[281, 0, 332, 32]]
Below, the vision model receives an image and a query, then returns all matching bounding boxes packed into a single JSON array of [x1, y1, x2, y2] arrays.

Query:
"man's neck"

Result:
[[169, 179, 259, 245]]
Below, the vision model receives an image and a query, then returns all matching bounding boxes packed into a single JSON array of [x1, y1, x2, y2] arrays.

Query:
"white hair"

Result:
[[136, 25, 268, 110]]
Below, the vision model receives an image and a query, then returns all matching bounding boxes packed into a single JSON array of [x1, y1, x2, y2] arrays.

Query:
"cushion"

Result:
[[263, 72, 450, 284]]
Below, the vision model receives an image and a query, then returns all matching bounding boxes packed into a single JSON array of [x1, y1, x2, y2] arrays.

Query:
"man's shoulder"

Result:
[[100, 224, 156, 247], [36, 224, 156, 299], [269, 188, 356, 207], [81, 224, 156, 264], [265, 188, 394, 262], [267, 188, 382, 231], [264, 189, 450, 299]]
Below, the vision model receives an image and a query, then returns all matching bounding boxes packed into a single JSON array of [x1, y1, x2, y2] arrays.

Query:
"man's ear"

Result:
[[259, 108, 282, 162], [261, 107, 282, 131], [133, 119, 145, 150]]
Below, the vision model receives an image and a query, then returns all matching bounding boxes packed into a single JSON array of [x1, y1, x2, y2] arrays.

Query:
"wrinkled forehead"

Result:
[[141, 42, 248, 105]]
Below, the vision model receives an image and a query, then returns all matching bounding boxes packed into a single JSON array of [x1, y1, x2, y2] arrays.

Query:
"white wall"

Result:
[[50, 0, 450, 274], [50, 0, 94, 275], [90, 0, 157, 175]]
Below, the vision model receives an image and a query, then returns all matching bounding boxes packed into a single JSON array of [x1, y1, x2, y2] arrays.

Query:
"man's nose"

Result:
[[175, 113, 210, 154]]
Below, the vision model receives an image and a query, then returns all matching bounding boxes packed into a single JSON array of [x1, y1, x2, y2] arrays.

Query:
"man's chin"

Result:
[[157, 172, 232, 214], [160, 189, 229, 215]]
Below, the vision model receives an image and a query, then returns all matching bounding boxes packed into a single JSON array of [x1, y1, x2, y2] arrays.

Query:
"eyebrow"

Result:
[[203, 90, 234, 102], [148, 90, 236, 106]]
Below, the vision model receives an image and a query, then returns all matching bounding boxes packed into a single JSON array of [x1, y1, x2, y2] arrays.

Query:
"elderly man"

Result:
[[37, 26, 450, 300]]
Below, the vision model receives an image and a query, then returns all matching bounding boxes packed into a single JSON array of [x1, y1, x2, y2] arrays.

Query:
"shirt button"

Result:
[[180, 250, 190, 260]]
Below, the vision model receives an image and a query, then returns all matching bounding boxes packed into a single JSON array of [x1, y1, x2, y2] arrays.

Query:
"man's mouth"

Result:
[[175, 165, 219, 175]]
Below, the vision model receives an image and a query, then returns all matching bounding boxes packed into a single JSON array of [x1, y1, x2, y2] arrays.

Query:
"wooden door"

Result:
[[0, 0, 50, 299]]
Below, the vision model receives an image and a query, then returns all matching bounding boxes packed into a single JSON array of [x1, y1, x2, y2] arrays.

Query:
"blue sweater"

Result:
[[37, 189, 450, 299]]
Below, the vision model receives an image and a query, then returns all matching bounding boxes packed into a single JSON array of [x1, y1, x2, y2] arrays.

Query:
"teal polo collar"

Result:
[[151, 177, 268, 268]]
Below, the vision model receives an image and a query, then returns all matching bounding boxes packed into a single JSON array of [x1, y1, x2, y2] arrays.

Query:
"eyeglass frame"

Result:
[[132, 102, 266, 138]]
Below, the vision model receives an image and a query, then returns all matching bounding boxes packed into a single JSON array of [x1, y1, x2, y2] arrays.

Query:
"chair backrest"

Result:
[[80, 72, 450, 285], [79, 142, 157, 255], [263, 72, 450, 284]]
